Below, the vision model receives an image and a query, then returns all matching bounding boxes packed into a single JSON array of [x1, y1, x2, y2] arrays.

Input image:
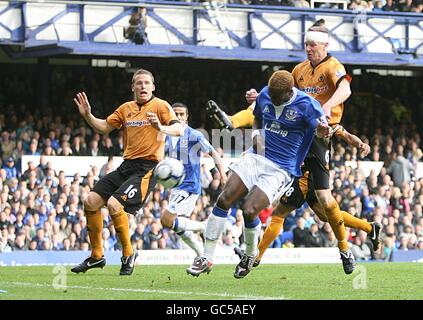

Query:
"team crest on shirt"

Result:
[[284, 108, 298, 121], [299, 76, 304, 82], [319, 74, 325, 82], [263, 106, 270, 113]]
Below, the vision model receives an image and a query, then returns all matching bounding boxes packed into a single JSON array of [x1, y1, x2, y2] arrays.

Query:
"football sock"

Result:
[[229, 108, 255, 129], [177, 230, 204, 257], [257, 216, 284, 261], [325, 199, 349, 252], [173, 216, 206, 233], [111, 209, 133, 257], [342, 211, 372, 234], [86, 209, 103, 260], [204, 207, 228, 262], [244, 217, 262, 257]]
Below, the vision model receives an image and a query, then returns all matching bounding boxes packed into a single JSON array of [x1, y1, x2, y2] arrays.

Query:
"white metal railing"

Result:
[[310, 0, 349, 10]]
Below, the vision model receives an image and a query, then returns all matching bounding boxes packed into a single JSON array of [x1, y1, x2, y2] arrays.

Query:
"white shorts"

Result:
[[167, 189, 200, 217], [229, 152, 293, 206]]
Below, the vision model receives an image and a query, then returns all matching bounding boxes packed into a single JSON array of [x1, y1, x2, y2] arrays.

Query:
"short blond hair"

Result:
[[268, 70, 294, 98], [131, 68, 154, 84]]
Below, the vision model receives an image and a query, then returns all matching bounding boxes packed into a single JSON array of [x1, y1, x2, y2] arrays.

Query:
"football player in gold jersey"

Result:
[[71, 69, 183, 275]]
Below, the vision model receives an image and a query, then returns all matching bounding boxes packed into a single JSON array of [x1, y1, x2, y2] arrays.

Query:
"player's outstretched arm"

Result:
[[210, 148, 227, 186], [73, 92, 115, 135], [335, 125, 370, 157]]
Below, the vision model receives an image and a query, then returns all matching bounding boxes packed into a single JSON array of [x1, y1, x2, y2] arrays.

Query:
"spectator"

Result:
[[3, 157, 19, 180], [293, 217, 308, 247], [387, 150, 414, 187], [1, 131, 16, 162], [351, 230, 372, 260], [305, 223, 325, 247], [124, 7, 148, 45]]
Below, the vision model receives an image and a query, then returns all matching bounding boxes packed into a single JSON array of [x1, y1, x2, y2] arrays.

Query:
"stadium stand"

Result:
[[1, 62, 423, 262]]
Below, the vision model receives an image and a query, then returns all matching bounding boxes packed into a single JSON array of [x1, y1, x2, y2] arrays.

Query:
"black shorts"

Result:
[[93, 158, 157, 214], [303, 136, 331, 190], [280, 171, 318, 209]]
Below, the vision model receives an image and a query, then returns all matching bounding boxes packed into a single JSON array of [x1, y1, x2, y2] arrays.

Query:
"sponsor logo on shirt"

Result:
[[126, 120, 150, 127], [302, 85, 329, 95], [265, 122, 288, 137]]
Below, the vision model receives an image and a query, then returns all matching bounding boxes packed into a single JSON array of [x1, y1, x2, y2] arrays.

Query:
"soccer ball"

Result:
[[153, 158, 185, 189]]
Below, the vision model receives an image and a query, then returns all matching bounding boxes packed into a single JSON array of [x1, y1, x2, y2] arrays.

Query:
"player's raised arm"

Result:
[[333, 125, 371, 157], [73, 92, 115, 135]]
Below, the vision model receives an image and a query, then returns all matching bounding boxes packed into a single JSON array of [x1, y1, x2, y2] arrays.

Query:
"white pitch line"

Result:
[[8, 281, 289, 300]]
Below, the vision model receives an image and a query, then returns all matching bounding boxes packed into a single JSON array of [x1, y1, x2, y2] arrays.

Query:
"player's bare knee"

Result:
[[273, 205, 290, 218], [242, 203, 258, 222], [160, 211, 175, 229], [216, 192, 232, 210], [107, 197, 123, 216], [83, 194, 102, 212], [315, 191, 333, 209]]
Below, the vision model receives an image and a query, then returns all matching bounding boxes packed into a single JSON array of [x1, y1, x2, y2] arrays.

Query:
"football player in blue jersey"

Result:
[[187, 70, 330, 278], [160, 102, 227, 259]]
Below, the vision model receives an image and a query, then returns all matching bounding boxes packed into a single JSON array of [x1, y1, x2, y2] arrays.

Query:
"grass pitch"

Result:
[[0, 263, 422, 300]]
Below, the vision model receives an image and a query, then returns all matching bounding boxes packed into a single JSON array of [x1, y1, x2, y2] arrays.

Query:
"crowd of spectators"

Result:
[[1, 62, 423, 262], [167, 0, 423, 13]]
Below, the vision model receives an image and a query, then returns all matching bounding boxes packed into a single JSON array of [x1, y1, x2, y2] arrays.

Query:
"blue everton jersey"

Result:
[[165, 126, 213, 194], [253, 87, 324, 177]]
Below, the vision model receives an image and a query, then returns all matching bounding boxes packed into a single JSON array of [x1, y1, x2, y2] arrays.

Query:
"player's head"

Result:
[[304, 20, 329, 66], [268, 70, 294, 106], [172, 102, 189, 125], [131, 68, 155, 104]]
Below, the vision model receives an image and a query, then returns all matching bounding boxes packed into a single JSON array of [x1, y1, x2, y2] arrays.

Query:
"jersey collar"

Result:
[[273, 87, 298, 108], [136, 95, 155, 109], [309, 53, 332, 69]]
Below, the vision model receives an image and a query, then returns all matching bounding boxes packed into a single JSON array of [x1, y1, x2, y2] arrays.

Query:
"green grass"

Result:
[[0, 263, 422, 300]]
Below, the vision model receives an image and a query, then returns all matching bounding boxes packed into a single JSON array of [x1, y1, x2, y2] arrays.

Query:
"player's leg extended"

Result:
[[70, 191, 106, 274], [256, 175, 309, 265], [306, 156, 355, 274], [111, 169, 155, 275], [108, 197, 133, 255], [314, 190, 348, 248], [234, 186, 272, 279], [207, 172, 248, 257], [230, 106, 255, 129], [186, 171, 248, 277], [206, 100, 254, 129], [256, 204, 293, 265], [161, 190, 204, 257], [311, 201, 381, 251]]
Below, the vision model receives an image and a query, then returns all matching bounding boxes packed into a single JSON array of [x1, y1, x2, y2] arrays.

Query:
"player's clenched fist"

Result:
[[245, 88, 258, 104]]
